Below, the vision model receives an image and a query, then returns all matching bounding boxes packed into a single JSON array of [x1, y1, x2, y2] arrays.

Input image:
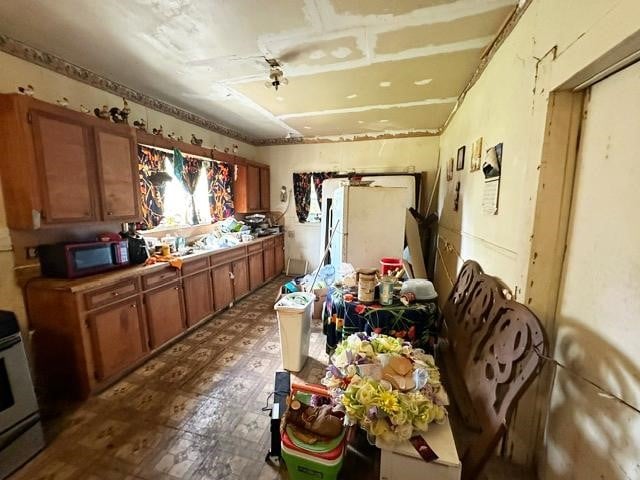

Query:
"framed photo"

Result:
[[446, 157, 454, 181], [456, 146, 466, 171], [470, 137, 483, 172]]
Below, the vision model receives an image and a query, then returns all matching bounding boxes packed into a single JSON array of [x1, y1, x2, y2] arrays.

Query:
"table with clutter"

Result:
[[322, 270, 440, 355]]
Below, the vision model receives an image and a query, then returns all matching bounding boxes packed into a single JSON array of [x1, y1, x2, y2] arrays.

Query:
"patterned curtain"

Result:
[[312, 171, 334, 206], [207, 161, 235, 222], [172, 148, 202, 224], [293, 172, 312, 222], [137, 145, 171, 229]]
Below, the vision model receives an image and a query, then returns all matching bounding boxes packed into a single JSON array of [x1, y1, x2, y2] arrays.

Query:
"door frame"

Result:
[[522, 38, 640, 469]]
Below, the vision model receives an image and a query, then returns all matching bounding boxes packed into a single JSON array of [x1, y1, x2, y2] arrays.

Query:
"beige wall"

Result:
[[256, 136, 440, 270], [0, 51, 256, 334], [435, 0, 640, 475]]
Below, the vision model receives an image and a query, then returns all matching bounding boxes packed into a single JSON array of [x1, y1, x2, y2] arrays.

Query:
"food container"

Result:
[[379, 276, 395, 305], [357, 268, 377, 303], [380, 257, 403, 275]]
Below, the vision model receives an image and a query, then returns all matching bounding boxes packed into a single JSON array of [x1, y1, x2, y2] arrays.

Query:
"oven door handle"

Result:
[[0, 412, 41, 452], [0, 335, 20, 353]]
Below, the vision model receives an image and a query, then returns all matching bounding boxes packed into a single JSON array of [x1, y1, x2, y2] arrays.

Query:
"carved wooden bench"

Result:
[[439, 260, 548, 480]]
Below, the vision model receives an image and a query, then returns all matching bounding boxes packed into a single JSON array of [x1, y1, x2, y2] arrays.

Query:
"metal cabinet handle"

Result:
[[130, 303, 136, 308], [107, 211, 114, 216], [112, 291, 119, 296]]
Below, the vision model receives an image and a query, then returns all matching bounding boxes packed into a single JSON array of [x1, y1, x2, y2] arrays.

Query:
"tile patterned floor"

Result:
[[11, 277, 330, 480]]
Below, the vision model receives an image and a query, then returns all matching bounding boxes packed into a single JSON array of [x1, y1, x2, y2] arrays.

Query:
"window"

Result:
[[306, 177, 322, 223], [161, 157, 212, 227]]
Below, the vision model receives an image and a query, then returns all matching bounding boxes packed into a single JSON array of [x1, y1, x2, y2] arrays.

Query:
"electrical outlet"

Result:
[[25, 246, 38, 259], [287, 230, 295, 239]]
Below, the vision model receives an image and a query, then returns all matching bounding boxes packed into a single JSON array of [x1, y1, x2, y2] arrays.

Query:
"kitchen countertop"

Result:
[[27, 232, 283, 293]]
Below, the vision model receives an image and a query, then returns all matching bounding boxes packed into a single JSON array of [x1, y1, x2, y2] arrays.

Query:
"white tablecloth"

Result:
[[376, 416, 461, 480]]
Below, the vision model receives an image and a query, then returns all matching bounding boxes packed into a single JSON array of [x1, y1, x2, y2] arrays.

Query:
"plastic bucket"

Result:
[[274, 293, 315, 372], [380, 257, 402, 275]]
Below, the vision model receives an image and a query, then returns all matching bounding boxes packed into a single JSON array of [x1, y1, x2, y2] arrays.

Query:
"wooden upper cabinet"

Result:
[[95, 126, 140, 221], [260, 167, 270, 211], [87, 297, 147, 381], [234, 162, 270, 213], [31, 109, 97, 224], [247, 165, 260, 211], [0, 94, 140, 228]]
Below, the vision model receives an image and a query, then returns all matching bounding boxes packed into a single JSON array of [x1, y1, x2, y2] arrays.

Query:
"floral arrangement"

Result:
[[322, 333, 448, 443]]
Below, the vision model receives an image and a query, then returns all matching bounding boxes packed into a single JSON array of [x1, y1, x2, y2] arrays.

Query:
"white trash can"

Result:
[[274, 292, 315, 372]]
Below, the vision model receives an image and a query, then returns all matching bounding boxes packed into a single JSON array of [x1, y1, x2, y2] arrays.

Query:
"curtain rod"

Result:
[[139, 143, 217, 163]]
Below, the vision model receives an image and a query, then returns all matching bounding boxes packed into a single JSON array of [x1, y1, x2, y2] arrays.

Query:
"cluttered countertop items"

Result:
[[31, 215, 283, 292]]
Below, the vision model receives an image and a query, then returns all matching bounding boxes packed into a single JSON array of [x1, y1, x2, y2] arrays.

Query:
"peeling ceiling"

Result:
[[0, 0, 518, 143]]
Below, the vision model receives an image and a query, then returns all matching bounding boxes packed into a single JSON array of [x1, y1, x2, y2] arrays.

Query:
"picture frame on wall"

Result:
[[456, 146, 466, 171], [470, 137, 483, 172], [447, 157, 454, 181]]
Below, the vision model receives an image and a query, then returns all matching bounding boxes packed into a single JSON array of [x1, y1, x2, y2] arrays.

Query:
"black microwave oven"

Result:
[[38, 241, 129, 278]]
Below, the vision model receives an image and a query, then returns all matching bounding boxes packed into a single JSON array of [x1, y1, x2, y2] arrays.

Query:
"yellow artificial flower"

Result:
[[378, 389, 401, 414]]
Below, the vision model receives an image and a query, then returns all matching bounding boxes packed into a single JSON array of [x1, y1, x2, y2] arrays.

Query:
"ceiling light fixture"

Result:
[[264, 58, 288, 91]]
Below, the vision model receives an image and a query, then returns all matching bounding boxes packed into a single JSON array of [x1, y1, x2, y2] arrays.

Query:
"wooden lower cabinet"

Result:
[[25, 233, 285, 399], [212, 264, 234, 311], [232, 258, 250, 300], [263, 244, 275, 280], [87, 298, 147, 381], [183, 270, 214, 327], [275, 237, 285, 275], [144, 282, 186, 348], [248, 251, 264, 291]]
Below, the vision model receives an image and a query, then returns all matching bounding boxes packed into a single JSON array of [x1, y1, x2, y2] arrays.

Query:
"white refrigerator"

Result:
[[329, 186, 407, 270]]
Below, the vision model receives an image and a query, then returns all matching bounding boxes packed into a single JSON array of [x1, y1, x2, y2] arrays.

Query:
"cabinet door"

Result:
[[144, 282, 186, 348], [259, 167, 270, 211], [31, 110, 96, 223], [183, 270, 214, 327], [263, 246, 275, 280], [247, 165, 260, 211], [87, 298, 146, 381], [248, 252, 264, 290], [212, 264, 234, 311], [232, 258, 249, 300], [95, 127, 140, 221], [275, 239, 284, 276]]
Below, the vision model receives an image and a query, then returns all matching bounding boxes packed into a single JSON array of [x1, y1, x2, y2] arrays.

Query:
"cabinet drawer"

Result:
[[142, 267, 180, 289], [247, 243, 263, 254], [275, 235, 284, 247], [263, 238, 275, 248], [84, 279, 139, 310], [210, 248, 246, 267], [182, 257, 209, 275]]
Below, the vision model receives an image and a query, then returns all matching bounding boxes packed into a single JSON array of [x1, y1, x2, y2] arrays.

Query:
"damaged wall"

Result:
[[256, 136, 440, 270], [435, 0, 640, 477], [0, 51, 257, 335]]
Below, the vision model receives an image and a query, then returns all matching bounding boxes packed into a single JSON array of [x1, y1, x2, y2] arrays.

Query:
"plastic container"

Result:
[[380, 257, 403, 275], [281, 432, 344, 480], [400, 279, 438, 300], [274, 293, 315, 372]]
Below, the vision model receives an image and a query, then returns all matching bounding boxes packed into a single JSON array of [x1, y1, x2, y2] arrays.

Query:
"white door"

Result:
[[329, 187, 346, 268], [544, 61, 640, 480]]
